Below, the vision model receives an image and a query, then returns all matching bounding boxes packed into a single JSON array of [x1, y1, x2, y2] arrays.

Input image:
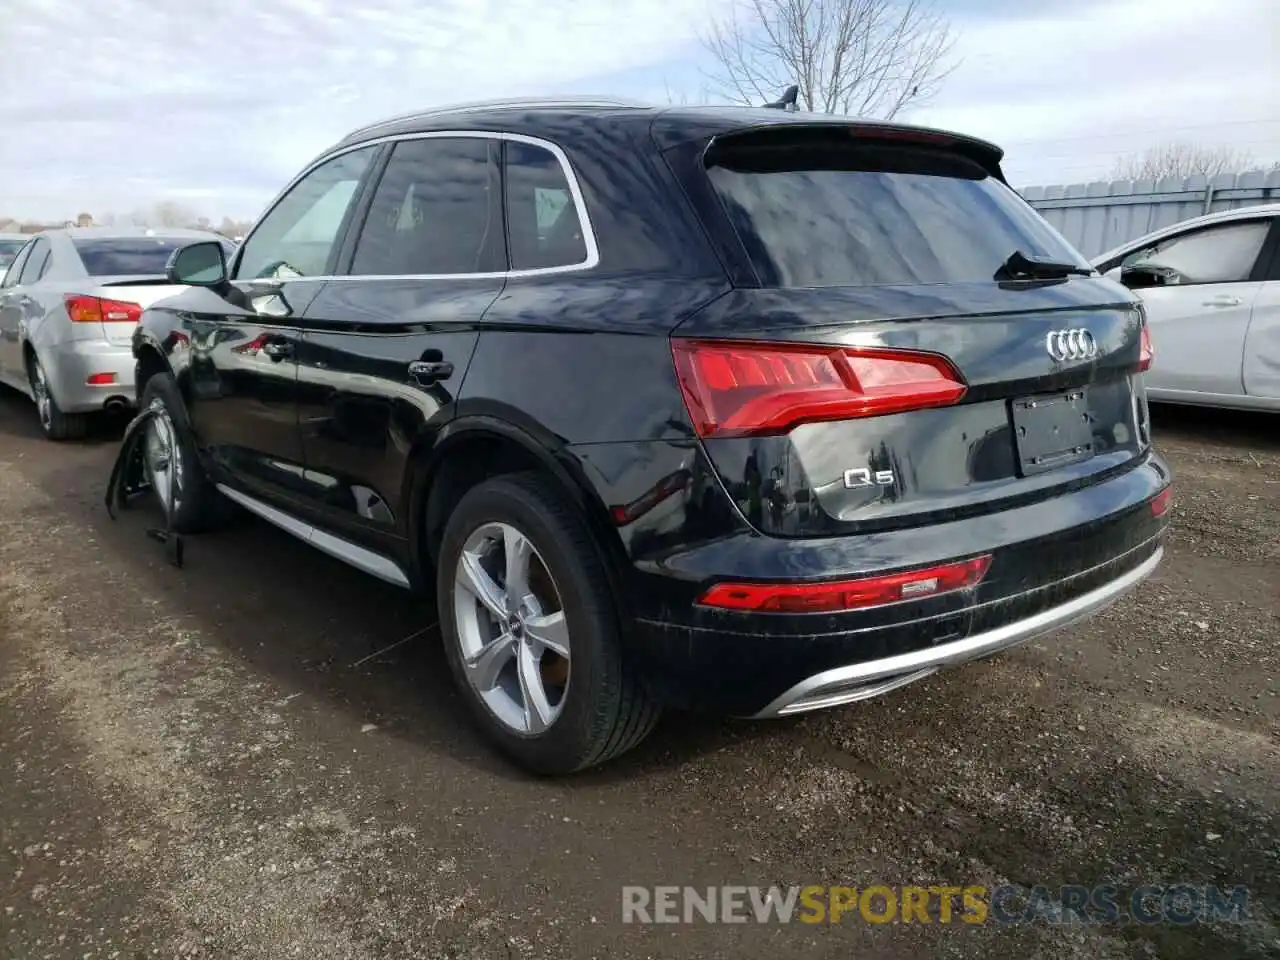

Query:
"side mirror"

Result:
[[166, 241, 227, 287]]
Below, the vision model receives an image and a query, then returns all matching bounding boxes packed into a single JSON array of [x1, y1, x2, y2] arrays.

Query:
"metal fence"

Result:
[[1020, 170, 1280, 260]]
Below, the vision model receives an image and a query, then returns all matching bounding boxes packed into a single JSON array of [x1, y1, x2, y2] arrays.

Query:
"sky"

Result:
[[0, 0, 1276, 224]]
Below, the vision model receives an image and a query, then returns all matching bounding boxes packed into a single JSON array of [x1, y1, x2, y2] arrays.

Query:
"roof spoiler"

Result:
[[762, 85, 799, 112]]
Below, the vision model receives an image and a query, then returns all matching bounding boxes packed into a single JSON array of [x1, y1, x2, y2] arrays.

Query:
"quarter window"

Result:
[[505, 141, 589, 271], [235, 146, 377, 281], [350, 137, 503, 276], [1121, 219, 1270, 286]]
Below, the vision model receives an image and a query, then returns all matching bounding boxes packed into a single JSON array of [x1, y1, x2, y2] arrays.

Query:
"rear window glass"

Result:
[[706, 138, 1090, 287], [72, 237, 191, 276]]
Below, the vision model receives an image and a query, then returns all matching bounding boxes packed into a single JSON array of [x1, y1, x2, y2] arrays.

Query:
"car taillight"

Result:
[[698, 555, 993, 614], [1150, 487, 1172, 517], [671, 340, 967, 439], [1138, 323, 1154, 372], [65, 294, 142, 324]]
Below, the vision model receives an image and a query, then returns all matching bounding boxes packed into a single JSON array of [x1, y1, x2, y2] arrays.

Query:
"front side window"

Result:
[[350, 137, 502, 276], [505, 141, 589, 271], [236, 146, 377, 281], [1121, 220, 1270, 287], [0, 239, 25, 271]]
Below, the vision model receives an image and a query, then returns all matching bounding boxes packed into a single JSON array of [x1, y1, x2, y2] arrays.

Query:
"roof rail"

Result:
[[343, 96, 651, 141]]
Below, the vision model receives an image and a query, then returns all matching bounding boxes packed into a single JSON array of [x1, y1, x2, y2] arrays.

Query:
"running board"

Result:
[[215, 483, 412, 589]]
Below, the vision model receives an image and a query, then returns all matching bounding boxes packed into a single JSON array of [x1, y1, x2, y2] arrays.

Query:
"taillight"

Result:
[[698, 555, 993, 614], [1138, 323, 1154, 372], [1150, 487, 1172, 517], [671, 340, 967, 439], [65, 294, 142, 324]]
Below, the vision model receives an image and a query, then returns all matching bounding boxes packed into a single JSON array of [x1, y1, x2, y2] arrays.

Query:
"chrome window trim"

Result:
[[232, 130, 599, 285]]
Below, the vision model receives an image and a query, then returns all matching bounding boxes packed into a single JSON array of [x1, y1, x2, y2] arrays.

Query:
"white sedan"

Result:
[[1093, 203, 1280, 412]]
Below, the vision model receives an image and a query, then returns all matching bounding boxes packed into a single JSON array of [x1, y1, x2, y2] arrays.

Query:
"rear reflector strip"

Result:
[[698, 555, 993, 614], [85, 373, 118, 386], [672, 339, 966, 439]]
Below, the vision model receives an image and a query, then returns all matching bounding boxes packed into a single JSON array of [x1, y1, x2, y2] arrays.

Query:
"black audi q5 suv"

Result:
[[131, 97, 1171, 774]]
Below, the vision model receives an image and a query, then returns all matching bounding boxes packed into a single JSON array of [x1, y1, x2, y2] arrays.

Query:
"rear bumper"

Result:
[[43, 340, 136, 412], [624, 452, 1171, 715], [753, 543, 1161, 717]]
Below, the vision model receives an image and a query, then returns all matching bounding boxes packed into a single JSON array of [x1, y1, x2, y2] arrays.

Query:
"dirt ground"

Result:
[[1, 389, 1276, 960]]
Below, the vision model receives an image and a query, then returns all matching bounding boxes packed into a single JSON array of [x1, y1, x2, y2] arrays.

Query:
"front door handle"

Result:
[[1202, 295, 1243, 308], [408, 359, 454, 384], [261, 341, 294, 361]]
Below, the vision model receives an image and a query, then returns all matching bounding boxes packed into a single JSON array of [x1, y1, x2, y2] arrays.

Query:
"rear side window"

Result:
[[504, 141, 589, 271], [351, 137, 503, 276], [706, 136, 1090, 287], [73, 237, 189, 276], [0, 239, 25, 269], [19, 238, 51, 284]]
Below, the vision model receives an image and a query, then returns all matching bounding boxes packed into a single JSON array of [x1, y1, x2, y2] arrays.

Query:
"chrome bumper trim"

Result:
[[752, 546, 1163, 719]]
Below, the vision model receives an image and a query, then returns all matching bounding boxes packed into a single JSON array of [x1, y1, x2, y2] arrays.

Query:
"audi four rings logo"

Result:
[[1045, 328, 1099, 362]]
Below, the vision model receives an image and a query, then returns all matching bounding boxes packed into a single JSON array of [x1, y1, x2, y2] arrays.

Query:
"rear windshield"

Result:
[[72, 236, 192, 276], [706, 138, 1090, 287]]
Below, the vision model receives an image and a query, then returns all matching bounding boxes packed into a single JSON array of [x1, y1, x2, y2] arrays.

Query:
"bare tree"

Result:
[[701, 0, 956, 118], [1110, 142, 1266, 181]]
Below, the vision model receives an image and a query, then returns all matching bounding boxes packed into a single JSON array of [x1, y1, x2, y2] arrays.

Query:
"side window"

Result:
[[350, 137, 502, 276], [18, 238, 50, 285], [1123, 219, 1271, 287], [235, 145, 377, 281], [504, 141, 589, 271], [2, 242, 33, 288]]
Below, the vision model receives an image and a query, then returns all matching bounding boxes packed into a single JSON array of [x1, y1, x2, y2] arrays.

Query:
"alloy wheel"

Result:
[[143, 400, 185, 514], [30, 360, 52, 432], [453, 521, 571, 735]]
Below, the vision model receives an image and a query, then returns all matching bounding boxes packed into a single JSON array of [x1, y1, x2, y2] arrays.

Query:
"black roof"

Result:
[[329, 97, 1005, 167]]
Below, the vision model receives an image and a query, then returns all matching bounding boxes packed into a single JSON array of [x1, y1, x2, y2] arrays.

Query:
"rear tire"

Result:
[[436, 471, 660, 775], [138, 372, 234, 534], [28, 354, 88, 441]]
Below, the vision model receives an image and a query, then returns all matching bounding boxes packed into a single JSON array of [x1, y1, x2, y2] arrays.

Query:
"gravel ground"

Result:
[[1, 390, 1276, 960]]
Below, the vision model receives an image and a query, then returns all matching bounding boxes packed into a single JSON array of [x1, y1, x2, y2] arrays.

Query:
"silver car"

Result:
[[0, 227, 234, 439], [1093, 204, 1280, 412]]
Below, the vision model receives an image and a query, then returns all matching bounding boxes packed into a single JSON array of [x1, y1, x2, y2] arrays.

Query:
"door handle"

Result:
[[261, 341, 294, 360], [1202, 296, 1243, 307], [408, 359, 454, 384]]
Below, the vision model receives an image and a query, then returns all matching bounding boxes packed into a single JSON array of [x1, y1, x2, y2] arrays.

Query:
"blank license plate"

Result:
[[1011, 390, 1094, 477]]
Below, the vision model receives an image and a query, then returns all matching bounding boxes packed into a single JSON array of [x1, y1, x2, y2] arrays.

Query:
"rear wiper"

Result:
[[995, 249, 1093, 281]]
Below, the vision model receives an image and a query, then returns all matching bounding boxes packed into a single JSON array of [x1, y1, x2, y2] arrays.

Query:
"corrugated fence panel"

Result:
[[1020, 170, 1280, 258]]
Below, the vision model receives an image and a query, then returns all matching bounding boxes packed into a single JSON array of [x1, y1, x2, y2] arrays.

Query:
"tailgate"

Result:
[[666, 121, 1153, 537]]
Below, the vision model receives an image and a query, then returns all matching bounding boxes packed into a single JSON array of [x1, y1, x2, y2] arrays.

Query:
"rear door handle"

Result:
[[1202, 295, 1243, 307], [408, 359, 454, 383], [261, 341, 294, 360]]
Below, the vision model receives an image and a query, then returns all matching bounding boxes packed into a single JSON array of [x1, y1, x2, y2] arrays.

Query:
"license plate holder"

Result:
[[1011, 390, 1094, 477]]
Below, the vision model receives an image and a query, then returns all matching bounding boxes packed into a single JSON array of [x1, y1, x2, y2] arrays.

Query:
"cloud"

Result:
[[903, 0, 1280, 184], [0, 0, 1275, 223], [0, 0, 725, 220]]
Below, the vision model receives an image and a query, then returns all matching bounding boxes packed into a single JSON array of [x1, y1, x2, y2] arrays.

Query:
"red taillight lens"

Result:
[[65, 294, 142, 324], [671, 340, 966, 439], [1138, 323, 1154, 372], [85, 372, 118, 385], [698, 555, 993, 614], [1150, 487, 1172, 517]]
